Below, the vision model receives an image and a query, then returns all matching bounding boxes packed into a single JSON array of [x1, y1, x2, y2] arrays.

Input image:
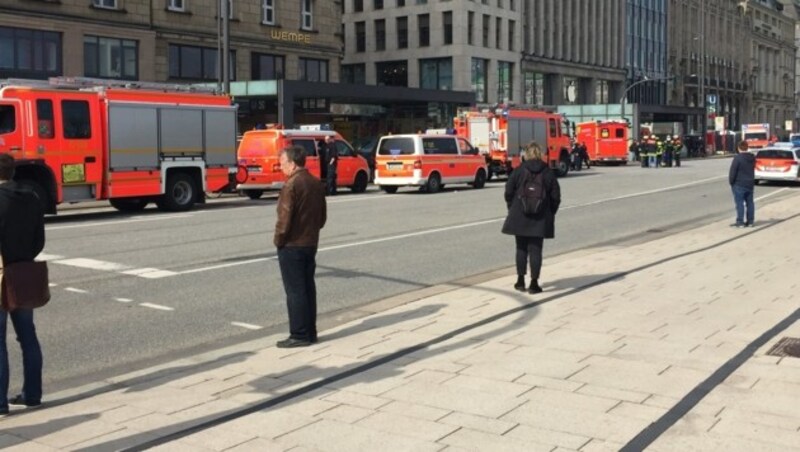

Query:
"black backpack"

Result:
[[517, 169, 547, 216]]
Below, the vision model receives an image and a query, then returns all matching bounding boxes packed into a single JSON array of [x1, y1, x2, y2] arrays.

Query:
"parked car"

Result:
[[754, 146, 800, 184]]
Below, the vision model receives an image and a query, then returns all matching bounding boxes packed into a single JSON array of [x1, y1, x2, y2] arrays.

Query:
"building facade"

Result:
[[0, 0, 342, 85], [625, 0, 668, 105]]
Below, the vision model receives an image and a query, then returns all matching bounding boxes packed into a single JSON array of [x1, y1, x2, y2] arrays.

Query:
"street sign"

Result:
[[715, 116, 726, 131], [707, 94, 717, 105]]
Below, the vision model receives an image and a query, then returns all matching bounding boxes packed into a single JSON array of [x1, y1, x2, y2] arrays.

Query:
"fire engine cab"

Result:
[[0, 77, 237, 213], [454, 106, 573, 178]]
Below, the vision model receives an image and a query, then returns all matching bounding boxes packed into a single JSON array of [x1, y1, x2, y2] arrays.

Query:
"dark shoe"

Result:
[[514, 276, 526, 292], [276, 337, 312, 348], [8, 395, 41, 407], [745, 222, 754, 228], [730, 223, 744, 228], [528, 282, 543, 294], [0, 407, 9, 417]]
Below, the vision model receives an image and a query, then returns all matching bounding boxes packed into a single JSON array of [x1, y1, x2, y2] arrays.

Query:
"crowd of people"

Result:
[[628, 135, 685, 168]]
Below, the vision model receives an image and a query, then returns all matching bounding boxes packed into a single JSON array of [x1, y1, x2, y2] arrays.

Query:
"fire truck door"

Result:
[[334, 139, 356, 184], [0, 100, 24, 156], [57, 98, 102, 200]]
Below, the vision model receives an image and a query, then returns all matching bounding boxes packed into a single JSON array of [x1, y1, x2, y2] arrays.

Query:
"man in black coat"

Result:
[[322, 135, 338, 196], [502, 143, 561, 294], [0, 154, 45, 415], [729, 140, 756, 227]]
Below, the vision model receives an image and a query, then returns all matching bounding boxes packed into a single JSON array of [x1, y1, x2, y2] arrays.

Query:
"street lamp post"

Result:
[[619, 75, 676, 139]]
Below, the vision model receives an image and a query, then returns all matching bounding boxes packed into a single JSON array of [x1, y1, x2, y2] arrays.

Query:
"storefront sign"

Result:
[[270, 30, 312, 44]]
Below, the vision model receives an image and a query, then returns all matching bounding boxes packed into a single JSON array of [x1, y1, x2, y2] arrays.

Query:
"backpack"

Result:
[[517, 169, 547, 217]]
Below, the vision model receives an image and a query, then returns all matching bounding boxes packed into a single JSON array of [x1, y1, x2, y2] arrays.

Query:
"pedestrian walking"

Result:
[[629, 140, 640, 163], [502, 142, 561, 294], [672, 135, 682, 167], [729, 140, 756, 227], [579, 142, 590, 169], [570, 143, 582, 171], [322, 135, 338, 196], [0, 154, 45, 415], [274, 146, 327, 348]]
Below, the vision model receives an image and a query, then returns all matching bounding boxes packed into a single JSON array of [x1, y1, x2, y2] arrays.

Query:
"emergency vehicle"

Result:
[[236, 127, 370, 198], [575, 120, 629, 165], [453, 106, 573, 178], [374, 133, 486, 193], [742, 123, 771, 149], [0, 77, 237, 213]]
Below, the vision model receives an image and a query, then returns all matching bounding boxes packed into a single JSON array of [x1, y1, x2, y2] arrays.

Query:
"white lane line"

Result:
[[755, 187, 790, 202], [115, 298, 133, 303], [231, 321, 263, 330], [37, 253, 64, 261], [121, 268, 179, 279], [139, 302, 174, 311], [54, 258, 132, 272], [48, 283, 58, 287], [47, 214, 193, 231], [64, 287, 89, 294]]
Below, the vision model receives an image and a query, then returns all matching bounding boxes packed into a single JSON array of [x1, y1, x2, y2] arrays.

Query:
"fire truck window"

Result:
[[36, 100, 54, 139], [601, 128, 610, 139], [335, 140, 354, 157], [548, 119, 557, 138], [423, 137, 458, 155], [291, 139, 317, 157], [458, 138, 473, 154], [615, 128, 625, 138], [378, 137, 414, 155], [0, 105, 14, 134], [62, 100, 91, 139]]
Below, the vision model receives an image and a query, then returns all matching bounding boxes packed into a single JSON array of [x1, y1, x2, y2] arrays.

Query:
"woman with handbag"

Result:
[[0, 154, 46, 416], [502, 142, 561, 294]]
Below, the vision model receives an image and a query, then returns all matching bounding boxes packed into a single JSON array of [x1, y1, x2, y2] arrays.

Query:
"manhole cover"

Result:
[[766, 337, 800, 358]]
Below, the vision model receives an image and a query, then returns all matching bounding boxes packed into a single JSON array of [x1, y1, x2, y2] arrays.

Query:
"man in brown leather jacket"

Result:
[[274, 146, 327, 348]]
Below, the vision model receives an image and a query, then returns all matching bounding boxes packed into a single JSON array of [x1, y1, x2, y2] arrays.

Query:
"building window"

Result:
[[251, 53, 284, 79], [342, 63, 365, 84], [168, 44, 235, 81], [418, 14, 430, 47], [355, 21, 366, 52], [62, 100, 91, 139], [301, 0, 313, 30], [299, 57, 328, 82], [443, 11, 453, 45], [376, 60, 407, 86], [495, 17, 501, 49], [509, 0, 514, 10], [415, 0, 427, 3], [523, 72, 543, 105], [508, 20, 515, 51], [468, 11, 474, 46], [375, 19, 385, 51], [92, 0, 118, 9], [168, 0, 185, 12], [354, 0, 363, 12], [482, 14, 490, 47], [0, 26, 62, 79], [397, 17, 408, 49], [471, 58, 488, 102], [374, 0, 383, 9], [596, 80, 609, 104], [262, 0, 275, 24], [498, 61, 512, 102], [84, 35, 138, 80], [420, 57, 452, 90], [397, 0, 404, 5]]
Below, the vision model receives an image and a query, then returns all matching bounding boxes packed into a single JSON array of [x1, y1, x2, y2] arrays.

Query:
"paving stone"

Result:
[[0, 441, 59, 451], [577, 438, 625, 452], [356, 411, 458, 441], [224, 437, 286, 451], [437, 427, 554, 452], [440, 374, 531, 398], [322, 390, 392, 410], [378, 400, 451, 422], [437, 411, 517, 435], [520, 387, 620, 413], [95, 405, 154, 424], [513, 374, 585, 392], [504, 424, 591, 449], [7, 415, 124, 449], [221, 409, 316, 439], [0, 434, 27, 448], [179, 426, 257, 451], [575, 384, 651, 404], [382, 381, 524, 418], [275, 418, 443, 452], [607, 401, 668, 421], [710, 416, 800, 449], [405, 369, 459, 384], [315, 404, 374, 424]]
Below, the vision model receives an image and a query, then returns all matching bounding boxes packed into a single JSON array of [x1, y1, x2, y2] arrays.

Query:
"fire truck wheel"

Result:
[[109, 198, 148, 212], [472, 169, 487, 189], [157, 173, 196, 212], [381, 186, 398, 194], [351, 171, 368, 193], [425, 173, 442, 194], [245, 190, 264, 200], [556, 156, 571, 177]]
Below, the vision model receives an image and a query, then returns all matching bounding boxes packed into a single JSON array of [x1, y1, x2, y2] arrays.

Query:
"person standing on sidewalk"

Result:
[[0, 154, 45, 415], [322, 135, 338, 196], [729, 140, 756, 228], [274, 146, 327, 348], [502, 142, 561, 294]]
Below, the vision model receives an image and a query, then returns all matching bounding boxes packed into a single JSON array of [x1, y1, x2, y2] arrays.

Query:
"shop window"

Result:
[[84, 36, 138, 80], [419, 58, 452, 90], [299, 58, 328, 82], [168, 44, 235, 81], [251, 53, 284, 80], [376, 60, 407, 87]]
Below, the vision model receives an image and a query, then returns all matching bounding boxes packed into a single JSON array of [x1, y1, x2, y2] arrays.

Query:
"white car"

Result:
[[754, 147, 800, 184]]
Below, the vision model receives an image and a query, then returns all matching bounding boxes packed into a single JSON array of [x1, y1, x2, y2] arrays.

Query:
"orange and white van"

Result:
[[575, 120, 629, 164], [236, 128, 370, 198], [374, 134, 487, 193]]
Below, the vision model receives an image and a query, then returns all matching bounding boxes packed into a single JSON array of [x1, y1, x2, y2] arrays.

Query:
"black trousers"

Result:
[[326, 165, 337, 195], [277, 246, 318, 341], [515, 236, 544, 280]]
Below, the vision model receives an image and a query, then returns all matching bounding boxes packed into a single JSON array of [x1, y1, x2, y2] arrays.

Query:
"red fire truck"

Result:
[[575, 120, 629, 165], [0, 77, 237, 213], [454, 106, 573, 178]]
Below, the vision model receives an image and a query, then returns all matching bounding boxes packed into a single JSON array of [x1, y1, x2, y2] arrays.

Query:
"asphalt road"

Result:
[[8, 158, 798, 393]]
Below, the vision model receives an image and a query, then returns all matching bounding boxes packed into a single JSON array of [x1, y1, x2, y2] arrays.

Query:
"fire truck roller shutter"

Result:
[[108, 104, 159, 170], [203, 107, 238, 167], [507, 119, 521, 158], [160, 107, 203, 157]]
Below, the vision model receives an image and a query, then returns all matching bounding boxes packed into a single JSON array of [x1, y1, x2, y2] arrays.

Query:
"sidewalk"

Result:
[[3, 193, 800, 451]]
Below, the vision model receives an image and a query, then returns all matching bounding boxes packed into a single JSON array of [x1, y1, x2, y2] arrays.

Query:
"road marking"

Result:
[[55, 258, 132, 272], [37, 253, 64, 261], [47, 214, 193, 231], [121, 268, 179, 279], [64, 287, 88, 294], [115, 298, 133, 303], [139, 302, 174, 311], [755, 187, 790, 202], [48, 283, 58, 287], [231, 321, 263, 330]]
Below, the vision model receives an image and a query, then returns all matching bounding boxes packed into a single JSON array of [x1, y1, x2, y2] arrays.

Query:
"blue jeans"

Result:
[[277, 246, 318, 342], [0, 309, 43, 411], [732, 185, 755, 225]]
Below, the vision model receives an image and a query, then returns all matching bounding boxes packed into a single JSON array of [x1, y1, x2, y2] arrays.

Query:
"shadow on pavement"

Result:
[[2, 413, 100, 443]]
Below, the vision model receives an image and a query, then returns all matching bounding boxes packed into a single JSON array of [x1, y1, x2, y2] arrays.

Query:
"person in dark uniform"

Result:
[[322, 135, 338, 196]]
